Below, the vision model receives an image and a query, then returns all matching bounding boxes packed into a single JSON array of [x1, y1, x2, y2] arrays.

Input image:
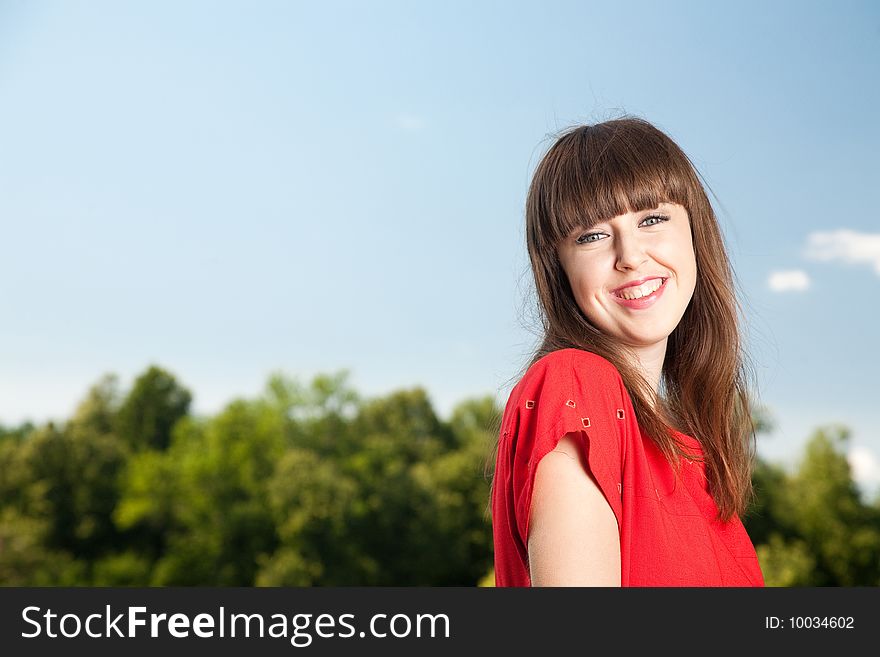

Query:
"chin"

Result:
[[619, 333, 671, 347]]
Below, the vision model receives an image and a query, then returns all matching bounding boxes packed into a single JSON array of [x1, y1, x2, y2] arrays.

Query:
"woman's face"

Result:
[[557, 202, 697, 351]]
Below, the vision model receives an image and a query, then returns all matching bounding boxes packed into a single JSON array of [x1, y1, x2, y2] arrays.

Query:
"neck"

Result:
[[625, 338, 668, 408]]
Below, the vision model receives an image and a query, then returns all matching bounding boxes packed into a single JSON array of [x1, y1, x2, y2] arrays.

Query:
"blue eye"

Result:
[[642, 213, 669, 226], [575, 213, 669, 245], [575, 232, 603, 245]]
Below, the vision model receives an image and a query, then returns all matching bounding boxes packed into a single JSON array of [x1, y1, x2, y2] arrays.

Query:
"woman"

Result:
[[490, 117, 764, 586]]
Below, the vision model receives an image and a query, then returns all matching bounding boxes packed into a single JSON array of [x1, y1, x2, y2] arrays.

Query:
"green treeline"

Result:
[[1, 366, 878, 586]]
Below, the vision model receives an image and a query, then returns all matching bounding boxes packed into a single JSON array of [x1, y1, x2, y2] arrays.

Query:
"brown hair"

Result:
[[488, 116, 759, 522]]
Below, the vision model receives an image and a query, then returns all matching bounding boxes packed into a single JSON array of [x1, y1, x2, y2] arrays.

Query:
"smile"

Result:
[[611, 277, 668, 309]]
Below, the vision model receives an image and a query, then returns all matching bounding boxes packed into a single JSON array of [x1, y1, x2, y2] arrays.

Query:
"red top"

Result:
[[492, 348, 764, 587]]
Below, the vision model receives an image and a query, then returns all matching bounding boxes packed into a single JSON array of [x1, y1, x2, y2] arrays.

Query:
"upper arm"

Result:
[[527, 432, 621, 586]]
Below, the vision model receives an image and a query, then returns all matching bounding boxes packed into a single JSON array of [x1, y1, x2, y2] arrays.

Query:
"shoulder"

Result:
[[518, 348, 624, 394], [499, 350, 630, 550], [500, 348, 627, 429], [532, 348, 620, 372]]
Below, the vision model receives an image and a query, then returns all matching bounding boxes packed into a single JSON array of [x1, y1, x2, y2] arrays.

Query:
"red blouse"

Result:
[[492, 348, 764, 587]]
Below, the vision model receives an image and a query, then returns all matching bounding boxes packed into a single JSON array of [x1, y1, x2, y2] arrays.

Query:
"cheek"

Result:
[[560, 256, 612, 312], [679, 249, 698, 299], [684, 245, 698, 284], [666, 236, 697, 287], [563, 274, 596, 315], [571, 270, 605, 305]]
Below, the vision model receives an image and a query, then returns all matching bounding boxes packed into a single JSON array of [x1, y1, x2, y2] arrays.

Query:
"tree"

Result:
[[116, 399, 283, 585], [258, 448, 361, 585], [68, 374, 121, 440], [0, 421, 36, 443], [746, 425, 880, 586], [781, 426, 880, 585], [115, 366, 192, 451]]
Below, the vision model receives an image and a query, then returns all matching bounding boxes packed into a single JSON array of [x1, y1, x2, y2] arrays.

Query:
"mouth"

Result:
[[611, 277, 669, 309]]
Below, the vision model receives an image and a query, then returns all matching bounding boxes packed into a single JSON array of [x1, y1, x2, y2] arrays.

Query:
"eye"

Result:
[[574, 231, 606, 245], [641, 213, 670, 226], [574, 213, 669, 245]]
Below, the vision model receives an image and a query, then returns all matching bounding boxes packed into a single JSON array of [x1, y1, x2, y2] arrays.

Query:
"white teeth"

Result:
[[616, 278, 663, 300]]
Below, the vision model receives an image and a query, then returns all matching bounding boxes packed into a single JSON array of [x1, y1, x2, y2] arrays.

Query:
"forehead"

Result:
[[529, 127, 699, 251]]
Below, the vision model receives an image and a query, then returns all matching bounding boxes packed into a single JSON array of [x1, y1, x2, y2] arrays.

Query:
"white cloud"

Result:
[[848, 445, 880, 492], [803, 229, 880, 275], [767, 269, 810, 292], [395, 113, 426, 133]]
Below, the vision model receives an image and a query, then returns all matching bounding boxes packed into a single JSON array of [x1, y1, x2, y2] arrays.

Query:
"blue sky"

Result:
[[1, 1, 878, 495]]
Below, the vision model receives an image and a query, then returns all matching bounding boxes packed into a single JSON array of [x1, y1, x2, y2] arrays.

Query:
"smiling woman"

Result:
[[557, 202, 696, 373], [489, 117, 764, 587]]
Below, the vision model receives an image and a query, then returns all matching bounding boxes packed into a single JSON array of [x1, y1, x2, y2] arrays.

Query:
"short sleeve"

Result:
[[501, 349, 629, 546]]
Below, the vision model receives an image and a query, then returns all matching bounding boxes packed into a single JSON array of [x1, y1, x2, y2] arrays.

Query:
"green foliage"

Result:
[[6, 422, 130, 561], [477, 568, 495, 587], [257, 388, 496, 585], [91, 551, 153, 586], [745, 425, 880, 586], [755, 534, 816, 587], [745, 458, 788, 547], [69, 374, 121, 439], [782, 426, 880, 585], [259, 448, 361, 585], [2, 367, 878, 587], [116, 366, 192, 451], [118, 400, 284, 585], [0, 508, 85, 585], [0, 421, 36, 443]]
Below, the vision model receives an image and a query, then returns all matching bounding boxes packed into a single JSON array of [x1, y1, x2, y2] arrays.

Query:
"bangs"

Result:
[[532, 121, 698, 247]]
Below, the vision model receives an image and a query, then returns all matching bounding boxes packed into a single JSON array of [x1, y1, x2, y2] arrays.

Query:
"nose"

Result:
[[614, 231, 649, 271]]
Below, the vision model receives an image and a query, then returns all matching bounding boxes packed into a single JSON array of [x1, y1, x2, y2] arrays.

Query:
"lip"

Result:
[[610, 277, 668, 309], [612, 276, 666, 294]]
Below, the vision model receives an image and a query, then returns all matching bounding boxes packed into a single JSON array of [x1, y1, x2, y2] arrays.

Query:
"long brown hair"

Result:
[[489, 116, 759, 522]]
